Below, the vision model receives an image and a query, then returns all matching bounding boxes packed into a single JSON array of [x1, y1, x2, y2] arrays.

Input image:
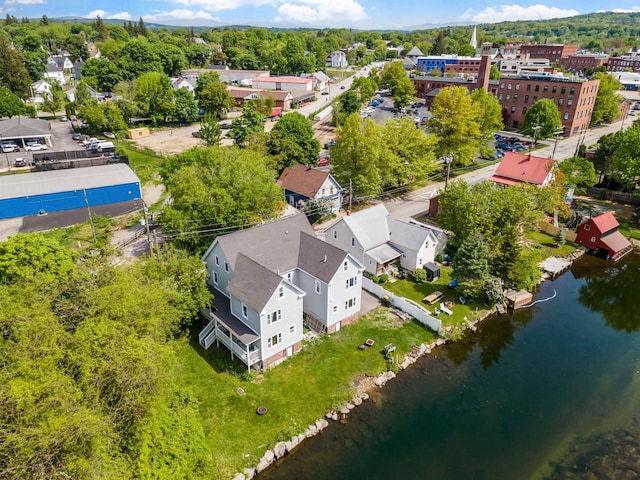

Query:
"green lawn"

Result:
[[525, 230, 577, 261], [118, 142, 164, 185], [618, 218, 640, 241], [172, 309, 436, 479], [383, 266, 487, 327]]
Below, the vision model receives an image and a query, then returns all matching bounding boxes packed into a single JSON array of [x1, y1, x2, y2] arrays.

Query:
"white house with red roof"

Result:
[[490, 152, 556, 187], [574, 211, 632, 260]]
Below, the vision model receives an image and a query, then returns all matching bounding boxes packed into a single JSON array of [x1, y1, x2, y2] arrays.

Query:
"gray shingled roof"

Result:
[[226, 253, 285, 313], [0, 164, 140, 201], [387, 217, 437, 251], [297, 232, 347, 283], [406, 46, 424, 57], [341, 204, 390, 251], [0, 117, 50, 138], [217, 214, 315, 273]]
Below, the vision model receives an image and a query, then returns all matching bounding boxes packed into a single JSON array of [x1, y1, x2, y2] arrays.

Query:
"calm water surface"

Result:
[[261, 254, 640, 480]]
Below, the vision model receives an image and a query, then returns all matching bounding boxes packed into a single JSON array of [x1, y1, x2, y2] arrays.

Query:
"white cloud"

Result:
[[142, 9, 217, 22], [110, 12, 133, 20], [612, 7, 640, 12], [4, 0, 45, 4], [463, 4, 579, 23], [277, 0, 368, 24], [171, 0, 272, 12], [85, 9, 107, 18]]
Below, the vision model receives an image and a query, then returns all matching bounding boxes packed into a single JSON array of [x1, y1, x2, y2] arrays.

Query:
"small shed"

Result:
[[423, 262, 440, 282]]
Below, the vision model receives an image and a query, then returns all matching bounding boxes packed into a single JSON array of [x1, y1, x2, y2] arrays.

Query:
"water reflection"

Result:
[[577, 255, 640, 332]]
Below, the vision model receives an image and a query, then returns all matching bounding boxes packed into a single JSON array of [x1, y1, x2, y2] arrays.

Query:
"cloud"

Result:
[[84, 9, 132, 20], [276, 0, 368, 24], [462, 4, 579, 23], [612, 7, 640, 12], [142, 9, 218, 22], [4, 0, 45, 4], [171, 0, 272, 12], [85, 9, 107, 18], [110, 12, 133, 20]]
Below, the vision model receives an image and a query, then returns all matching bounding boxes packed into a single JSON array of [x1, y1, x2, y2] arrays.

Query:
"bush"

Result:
[[371, 275, 380, 284], [379, 273, 389, 284], [411, 268, 427, 283]]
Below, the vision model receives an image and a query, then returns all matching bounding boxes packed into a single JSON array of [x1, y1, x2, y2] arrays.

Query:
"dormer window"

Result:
[[278, 285, 284, 298], [343, 260, 348, 272]]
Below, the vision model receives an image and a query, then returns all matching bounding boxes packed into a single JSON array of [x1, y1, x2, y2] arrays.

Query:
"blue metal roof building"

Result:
[[0, 164, 142, 220]]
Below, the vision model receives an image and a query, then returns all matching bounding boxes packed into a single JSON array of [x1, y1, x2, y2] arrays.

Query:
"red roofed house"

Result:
[[490, 151, 556, 187], [575, 212, 632, 260], [276, 164, 344, 214], [252, 76, 314, 92]]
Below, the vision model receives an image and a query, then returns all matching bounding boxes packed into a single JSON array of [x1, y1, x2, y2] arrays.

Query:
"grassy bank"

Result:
[[173, 309, 437, 479], [118, 141, 164, 185]]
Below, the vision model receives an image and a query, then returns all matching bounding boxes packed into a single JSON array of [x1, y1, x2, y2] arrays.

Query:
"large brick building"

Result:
[[519, 43, 579, 63], [559, 53, 609, 75], [607, 49, 640, 73], [496, 73, 600, 136]]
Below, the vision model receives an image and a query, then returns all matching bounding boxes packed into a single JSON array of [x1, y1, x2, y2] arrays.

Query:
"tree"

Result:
[[0, 36, 32, 98], [133, 72, 175, 125], [392, 76, 416, 108], [171, 88, 199, 124], [607, 122, 640, 190], [64, 34, 89, 62], [266, 112, 320, 171], [330, 113, 385, 196], [198, 114, 223, 146], [489, 65, 501, 80], [428, 86, 482, 165], [117, 39, 162, 80], [379, 60, 406, 90], [82, 58, 122, 92], [339, 90, 361, 116], [152, 43, 188, 77], [74, 80, 91, 107], [94, 15, 108, 42], [453, 235, 490, 281], [590, 72, 623, 125], [432, 31, 446, 55], [557, 156, 598, 188], [0, 87, 25, 118], [197, 81, 235, 118], [520, 99, 563, 144], [160, 147, 284, 252], [470, 88, 504, 158], [193, 71, 221, 100], [227, 101, 264, 146], [351, 76, 377, 102], [0, 234, 75, 284]]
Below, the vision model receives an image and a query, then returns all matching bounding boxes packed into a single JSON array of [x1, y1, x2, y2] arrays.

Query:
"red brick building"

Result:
[[443, 58, 483, 75], [519, 43, 578, 63], [607, 50, 640, 73], [558, 53, 609, 74], [496, 74, 600, 136]]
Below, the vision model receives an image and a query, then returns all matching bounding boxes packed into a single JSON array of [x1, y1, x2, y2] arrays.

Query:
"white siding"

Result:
[[326, 256, 363, 328], [258, 284, 304, 361]]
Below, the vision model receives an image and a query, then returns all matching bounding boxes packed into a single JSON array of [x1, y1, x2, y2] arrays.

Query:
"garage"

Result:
[[0, 116, 53, 149], [0, 164, 142, 220]]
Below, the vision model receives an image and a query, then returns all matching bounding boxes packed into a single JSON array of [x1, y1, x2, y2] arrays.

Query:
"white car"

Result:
[[25, 144, 48, 151]]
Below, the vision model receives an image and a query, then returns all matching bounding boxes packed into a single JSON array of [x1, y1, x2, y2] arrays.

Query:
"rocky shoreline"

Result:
[[235, 248, 586, 480]]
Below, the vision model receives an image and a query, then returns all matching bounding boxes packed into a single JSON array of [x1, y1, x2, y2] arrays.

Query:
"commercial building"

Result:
[[558, 53, 609, 75], [0, 164, 141, 220], [519, 43, 579, 63]]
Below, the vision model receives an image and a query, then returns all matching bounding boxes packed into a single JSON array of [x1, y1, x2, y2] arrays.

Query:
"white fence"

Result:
[[362, 277, 442, 332]]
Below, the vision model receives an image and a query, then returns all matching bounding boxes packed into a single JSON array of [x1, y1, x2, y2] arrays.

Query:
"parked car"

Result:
[[220, 122, 231, 129], [60, 115, 68, 122], [25, 143, 47, 151], [72, 133, 83, 141], [14, 158, 26, 167], [1, 144, 17, 153], [321, 91, 329, 95], [318, 157, 329, 167], [324, 139, 336, 149]]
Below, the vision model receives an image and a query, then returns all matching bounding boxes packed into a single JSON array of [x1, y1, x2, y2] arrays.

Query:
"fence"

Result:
[[585, 187, 640, 205], [537, 221, 577, 243], [362, 277, 441, 332], [33, 154, 129, 172]]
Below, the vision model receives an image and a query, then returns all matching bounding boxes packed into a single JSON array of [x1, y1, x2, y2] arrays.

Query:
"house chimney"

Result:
[[476, 42, 493, 92], [323, 255, 327, 262]]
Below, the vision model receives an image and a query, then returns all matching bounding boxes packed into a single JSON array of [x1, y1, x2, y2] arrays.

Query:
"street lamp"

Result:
[[550, 129, 564, 160], [444, 154, 453, 187]]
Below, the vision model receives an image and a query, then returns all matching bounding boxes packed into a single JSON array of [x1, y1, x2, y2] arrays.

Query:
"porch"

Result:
[[366, 243, 402, 277], [199, 294, 261, 371]]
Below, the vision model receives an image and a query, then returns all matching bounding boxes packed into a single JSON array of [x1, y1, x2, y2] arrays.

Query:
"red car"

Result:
[[318, 157, 329, 167]]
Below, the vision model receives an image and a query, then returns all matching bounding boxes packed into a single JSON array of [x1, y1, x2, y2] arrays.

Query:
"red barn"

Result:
[[575, 212, 632, 260]]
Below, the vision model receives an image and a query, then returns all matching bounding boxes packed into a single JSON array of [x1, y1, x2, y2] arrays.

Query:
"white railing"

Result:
[[362, 277, 442, 332], [215, 328, 261, 366], [199, 320, 216, 347]]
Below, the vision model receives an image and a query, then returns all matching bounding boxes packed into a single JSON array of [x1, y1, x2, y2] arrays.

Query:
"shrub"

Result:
[[554, 229, 566, 245], [379, 273, 389, 284], [411, 268, 427, 283], [371, 275, 380, 284]]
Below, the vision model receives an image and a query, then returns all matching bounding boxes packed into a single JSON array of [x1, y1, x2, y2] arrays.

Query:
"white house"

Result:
[[326, 51, 348, 68], [31, 80, 52, 101], [170, 76, 197, 94], [49, 55, 74, 72], [276, 164, 344, 213], [324, 204, 442, 276], [44, 63, 66, 85], [201, 214, 364, 370]]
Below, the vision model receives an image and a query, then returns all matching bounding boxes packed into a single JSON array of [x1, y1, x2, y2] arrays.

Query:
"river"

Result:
[[260, 254, 640, 480]]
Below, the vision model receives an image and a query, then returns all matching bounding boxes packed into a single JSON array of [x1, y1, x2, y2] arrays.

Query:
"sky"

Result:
[[2, 0, 640, 30]]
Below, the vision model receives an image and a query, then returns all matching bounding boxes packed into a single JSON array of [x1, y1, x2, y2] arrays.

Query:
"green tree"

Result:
[[428, 86, 482, 165], [266, 112, 320, 171], [0, 35, 32, 98], [351, 76, 377, 102], [608, 122, 640, 190], [194, 71, 221, 100], [330, 113, 384, 196], [391, 76, 416, 108], [197, 80, 235, 118], [0, 87, 25, 118], [133, 72, 175, 125], [81, 58, 122, 92], [489, 64, 501, 80], [453, 235, 490, 281], [160, 147, 284, 252], [198, 114, 223, 146], [93, 15, 108, 41], [74, 80, 91, 106], [153, 42, 188, 76], [520, 98, 563, 144], [64, 34, 89, 62], [590, 72, 623, 125], [0, 234, 75, 284], [379, 60, 407, 90], [228, 101, 264, 146], [557, 156, 598, 187], [470, 88, 504, 158], [172, 87, 199, 124], [117, 39, 162, 80], [432, 31, 446, 55]]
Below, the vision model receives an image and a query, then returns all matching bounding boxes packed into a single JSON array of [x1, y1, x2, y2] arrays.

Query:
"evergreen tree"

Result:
[[94, 15, 108, 42], [137, 17, 148, 37]]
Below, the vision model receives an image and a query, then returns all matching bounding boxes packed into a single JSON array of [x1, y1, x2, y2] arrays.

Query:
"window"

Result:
[[507, 83, 512, 89], [343, 260, 348, 272], [533, 96, 538, 103], [543, 85, 548, 92], [526, 84, 531, 91], [552, 86, 557, 93], [321, 188, 325, 196], [561, 87, 566, 94], [333, 305, 338, 313], [346, 276, 357, 288], [278, 286, 284, 298], [315, 280, 321, 294], [535, 85, 540, 92], [213, 272, 218, 284], [558, 98, 563, 105], [564, 112, 569, 120], [267, 309, 282, 325], [224, 262, 229, 272], [506, 94, 510, 101], [511, 106, 516, 113], [351, 237, 355, 247], [498, 94, 503, 101], [567, 99, 572, 106], [289, 325, 295, 335], [215, 255, 219, 266], [345, 298, 356, 310], [590, 236, 596, 243], [242, 304, 248, 318], [267, 333, 282, 348], [515, 84, 520, 90], [287, 272, 293, 281], [524, 95, 529, 104], [513, 95, 518, 101]]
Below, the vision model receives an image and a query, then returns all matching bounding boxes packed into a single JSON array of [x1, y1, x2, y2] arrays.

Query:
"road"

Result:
[[384, 114, 633, 222]]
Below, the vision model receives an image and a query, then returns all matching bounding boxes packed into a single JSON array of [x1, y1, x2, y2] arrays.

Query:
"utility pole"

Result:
[[550, 130, 563, 160], [83, 189, 97, 243], [142, 201, 155, 256], [348, 179, 353, 214], [444, 154, 453, 187]]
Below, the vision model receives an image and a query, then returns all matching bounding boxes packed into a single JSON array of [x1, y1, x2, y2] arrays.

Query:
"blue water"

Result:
[[260, 254, 640, 480]]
